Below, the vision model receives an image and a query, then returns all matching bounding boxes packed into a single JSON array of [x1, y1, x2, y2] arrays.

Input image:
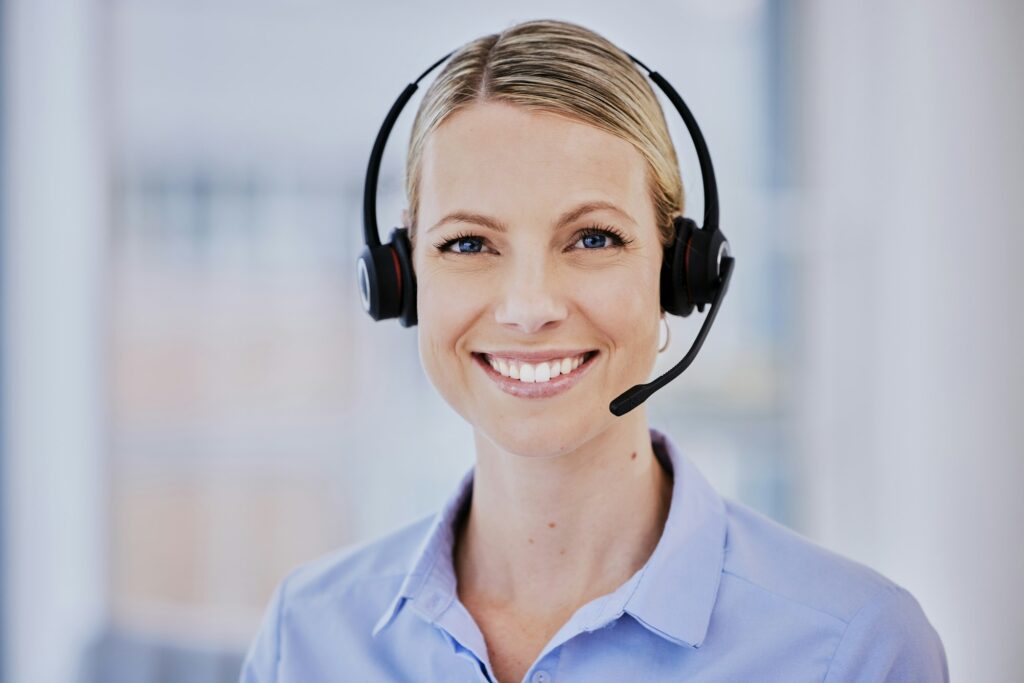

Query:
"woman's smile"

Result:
[[472, 350, 599, 399]]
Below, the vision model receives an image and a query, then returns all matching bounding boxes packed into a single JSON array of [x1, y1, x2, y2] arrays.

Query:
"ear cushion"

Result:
[[389, 227, 418, 327], [357, 242, 403, 321], [685, 224, 729, 313], [661, 216, 697, 317]]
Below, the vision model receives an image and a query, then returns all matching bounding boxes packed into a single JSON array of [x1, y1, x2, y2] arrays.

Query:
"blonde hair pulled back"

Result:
[[404, 19, 685, 249]]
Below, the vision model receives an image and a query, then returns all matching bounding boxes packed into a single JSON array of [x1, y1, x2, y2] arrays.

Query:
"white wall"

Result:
[[795, 1, 1024, 680], [1, 1, 108, 682]]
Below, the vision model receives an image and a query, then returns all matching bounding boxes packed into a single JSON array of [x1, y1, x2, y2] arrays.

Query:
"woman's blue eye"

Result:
[[574, 226, 628, 250], [434, 234, 486, 253], [453, 237, 484, 253]]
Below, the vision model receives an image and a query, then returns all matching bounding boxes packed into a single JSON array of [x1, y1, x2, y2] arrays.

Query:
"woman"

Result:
[[240, 19, 948, 683]]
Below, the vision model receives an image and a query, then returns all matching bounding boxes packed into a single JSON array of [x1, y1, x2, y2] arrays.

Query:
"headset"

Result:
[[358, 46, 735, 417]]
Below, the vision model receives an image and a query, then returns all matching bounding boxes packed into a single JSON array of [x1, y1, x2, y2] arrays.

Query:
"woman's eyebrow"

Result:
[[425, 200, 635, 235]]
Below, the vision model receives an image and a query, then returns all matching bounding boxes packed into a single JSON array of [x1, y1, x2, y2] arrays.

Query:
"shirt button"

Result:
[[531, 671, 551, 683]]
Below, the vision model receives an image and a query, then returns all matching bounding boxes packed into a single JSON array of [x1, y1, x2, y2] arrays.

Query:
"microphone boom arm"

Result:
[[609, 255, 735, 416]]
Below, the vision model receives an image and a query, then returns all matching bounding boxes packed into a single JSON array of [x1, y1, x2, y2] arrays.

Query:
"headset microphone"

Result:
[[359, 47, 735, 417]]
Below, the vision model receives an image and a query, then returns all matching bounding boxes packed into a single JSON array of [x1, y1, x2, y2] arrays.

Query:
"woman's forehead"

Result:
[[419, 102, 651, 225]]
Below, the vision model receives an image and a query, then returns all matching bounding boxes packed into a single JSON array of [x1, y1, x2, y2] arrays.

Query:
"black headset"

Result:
[[358, 46, 735, 417]]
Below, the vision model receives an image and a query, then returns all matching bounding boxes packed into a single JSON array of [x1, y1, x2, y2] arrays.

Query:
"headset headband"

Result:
[[362, 49, 720, 246]]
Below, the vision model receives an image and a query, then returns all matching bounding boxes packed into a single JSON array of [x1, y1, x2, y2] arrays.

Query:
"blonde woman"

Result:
[[240, 19, 947, 683]]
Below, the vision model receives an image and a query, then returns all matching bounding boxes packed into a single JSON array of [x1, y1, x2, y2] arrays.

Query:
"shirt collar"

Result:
[[371, 463, 474, 637], [372, 426, 728, 649]]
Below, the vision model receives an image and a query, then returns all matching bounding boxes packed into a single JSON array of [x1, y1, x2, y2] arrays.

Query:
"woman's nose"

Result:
[[493, 257, 569, 334]]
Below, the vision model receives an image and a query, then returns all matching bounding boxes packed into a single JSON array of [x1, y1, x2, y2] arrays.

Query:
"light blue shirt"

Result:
[[239, 427, 948, 682]]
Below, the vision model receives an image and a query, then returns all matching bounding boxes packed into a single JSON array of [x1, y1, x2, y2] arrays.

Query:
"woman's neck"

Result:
[[453, 411, 673, 619]]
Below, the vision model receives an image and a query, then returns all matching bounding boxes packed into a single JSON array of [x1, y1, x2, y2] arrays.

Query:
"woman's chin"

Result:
[[474, 412, 611, 460]]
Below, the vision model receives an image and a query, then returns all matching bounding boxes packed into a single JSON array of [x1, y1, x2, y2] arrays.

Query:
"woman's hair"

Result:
[[404, 18, 684, 249]]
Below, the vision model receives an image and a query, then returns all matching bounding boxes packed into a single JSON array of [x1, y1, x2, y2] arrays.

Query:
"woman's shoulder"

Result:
[[281, 511, 435, 605], [720, 497, 895, 619], [717, 497, 948, 680], [239, 513, 439, 681]]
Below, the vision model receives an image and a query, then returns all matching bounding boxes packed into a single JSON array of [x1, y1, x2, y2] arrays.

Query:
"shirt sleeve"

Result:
[[823, 585, 949, 682], [238, 574, 290, 683]]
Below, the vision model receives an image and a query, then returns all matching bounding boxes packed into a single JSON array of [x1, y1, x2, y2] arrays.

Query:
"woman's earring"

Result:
[[658, 312, 671, 353]]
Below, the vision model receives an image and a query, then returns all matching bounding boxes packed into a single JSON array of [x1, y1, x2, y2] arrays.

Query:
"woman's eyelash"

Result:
[[432, 224, 635, 253]]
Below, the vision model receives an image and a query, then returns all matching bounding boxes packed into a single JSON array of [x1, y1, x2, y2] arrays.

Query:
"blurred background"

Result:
[[1, 0, 1021, 681]]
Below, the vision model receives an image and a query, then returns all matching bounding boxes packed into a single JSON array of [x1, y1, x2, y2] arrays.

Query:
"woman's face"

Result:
[[412, 101, 663, 457]]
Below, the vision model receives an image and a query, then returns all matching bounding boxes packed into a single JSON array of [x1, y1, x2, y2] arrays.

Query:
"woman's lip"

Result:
[[472, 351, 598, 399]]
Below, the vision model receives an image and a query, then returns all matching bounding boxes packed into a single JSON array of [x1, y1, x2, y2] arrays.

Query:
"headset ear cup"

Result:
[[389, 227, 418, 327], [357, 242, 403, 321], [686, 226, 729, 312], [661, 216, 697, 317]]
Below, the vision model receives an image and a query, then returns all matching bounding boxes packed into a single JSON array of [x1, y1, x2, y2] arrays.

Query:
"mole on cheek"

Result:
[[631, 452, 637, 460], [548, 522, 556, 528]]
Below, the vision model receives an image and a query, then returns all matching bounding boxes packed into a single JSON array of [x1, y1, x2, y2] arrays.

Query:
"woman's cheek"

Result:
[[583, 266, 657, 330], [581, 266, 660, 378], [415, 271, 480, 413], [416, 318, 463, 417]]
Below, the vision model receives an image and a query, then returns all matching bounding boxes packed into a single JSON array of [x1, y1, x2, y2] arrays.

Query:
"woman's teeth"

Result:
[[484, 353, 588, 383]]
